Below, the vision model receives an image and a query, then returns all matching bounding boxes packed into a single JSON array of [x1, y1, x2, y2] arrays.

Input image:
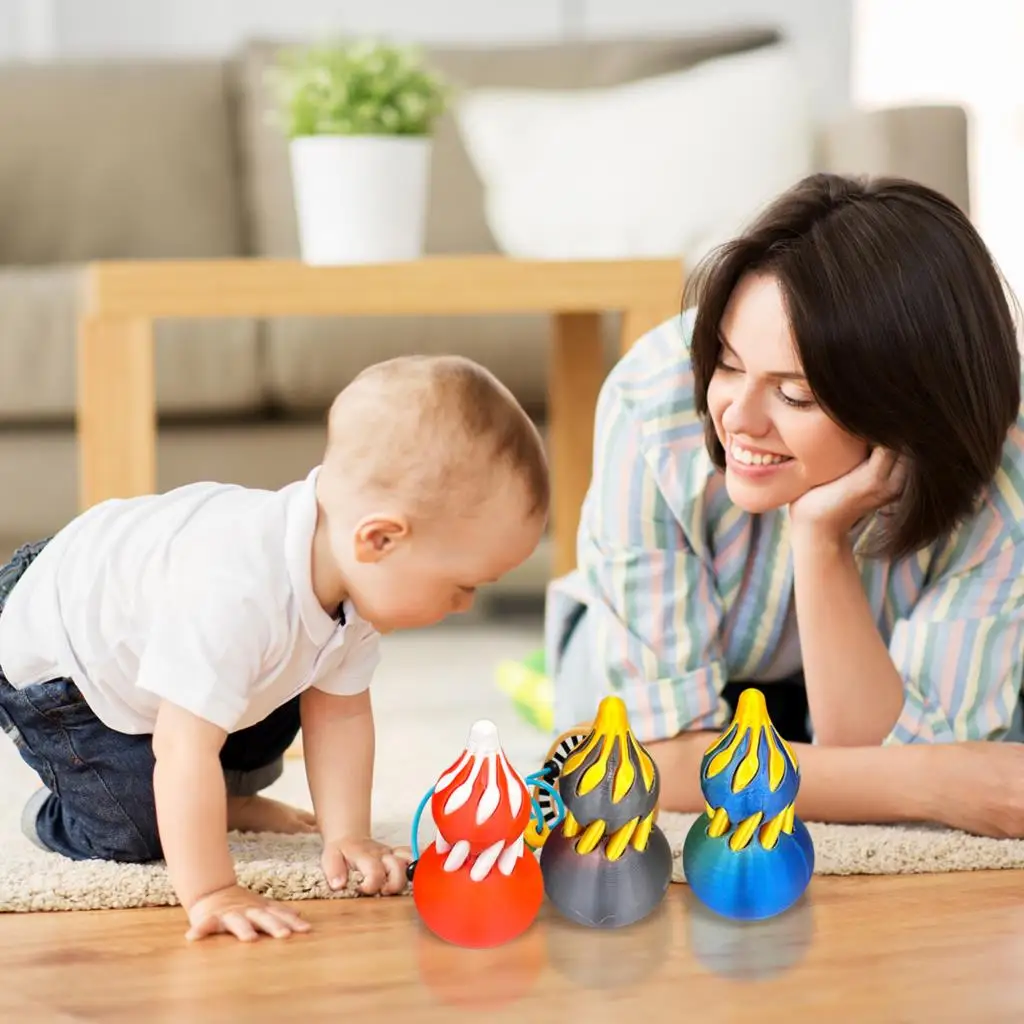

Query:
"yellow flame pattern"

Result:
[[562, 697, 656, 801], [704, 690, 798, 794], [558, 696, 660, 860], [702, 689, 799, 853]]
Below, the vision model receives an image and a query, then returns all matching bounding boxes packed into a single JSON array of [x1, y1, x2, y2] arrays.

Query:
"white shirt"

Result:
[[0, 467, 380, 734]]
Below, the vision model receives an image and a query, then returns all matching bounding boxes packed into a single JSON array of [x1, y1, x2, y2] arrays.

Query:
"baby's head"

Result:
[[315, 355, 549, 631]]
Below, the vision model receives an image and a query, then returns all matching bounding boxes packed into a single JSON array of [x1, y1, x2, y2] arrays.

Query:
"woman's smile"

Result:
[[726, 436, 793, 475]]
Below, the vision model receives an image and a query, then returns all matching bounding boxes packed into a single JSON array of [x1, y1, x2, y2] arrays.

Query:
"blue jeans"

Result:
[[0, 539, 301, 863]]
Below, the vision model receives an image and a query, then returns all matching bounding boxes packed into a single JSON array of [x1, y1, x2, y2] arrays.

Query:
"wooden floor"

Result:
[[1, 872, 1023, 1023]]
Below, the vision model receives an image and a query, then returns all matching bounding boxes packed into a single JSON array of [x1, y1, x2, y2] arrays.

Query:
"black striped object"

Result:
[[535, 732, 586, 829]]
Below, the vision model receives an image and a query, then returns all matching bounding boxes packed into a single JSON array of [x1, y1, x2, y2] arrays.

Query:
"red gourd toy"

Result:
[[407, 720, 556, 948]]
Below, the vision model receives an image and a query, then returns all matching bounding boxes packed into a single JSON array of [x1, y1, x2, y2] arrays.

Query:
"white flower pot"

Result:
[[289, 135, 432, 265]]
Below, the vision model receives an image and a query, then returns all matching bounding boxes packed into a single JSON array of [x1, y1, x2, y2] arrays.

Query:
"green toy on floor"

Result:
[[495, 651, 553, 733]]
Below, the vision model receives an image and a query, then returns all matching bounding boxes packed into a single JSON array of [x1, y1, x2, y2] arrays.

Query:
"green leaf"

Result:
[[267, 38, 455, 138]]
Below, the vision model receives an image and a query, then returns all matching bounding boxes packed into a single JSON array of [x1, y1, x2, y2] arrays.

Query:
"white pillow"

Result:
[[455, 45, 815, 265]]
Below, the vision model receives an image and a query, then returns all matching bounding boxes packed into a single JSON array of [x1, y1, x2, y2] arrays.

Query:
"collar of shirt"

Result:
[[284, 465, 353, 646]]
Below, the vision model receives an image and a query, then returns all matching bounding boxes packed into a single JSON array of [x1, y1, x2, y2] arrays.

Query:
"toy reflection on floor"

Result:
[[534, 695, 674, 928], [407, 719, 563, 948], [683, 687, 815, 921]]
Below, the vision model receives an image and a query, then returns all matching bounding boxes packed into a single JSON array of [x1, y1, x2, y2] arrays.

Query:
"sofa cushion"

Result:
[[455, 44, 813, 262], [818, 105, 971, 216], [0, 267, 263, 423], [235, 28, 779, 412], [0, 60, 244, 263]]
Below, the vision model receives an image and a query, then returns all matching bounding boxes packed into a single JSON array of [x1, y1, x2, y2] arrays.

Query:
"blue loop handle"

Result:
[[525, 771, 566, 831], [409, 785, 434, 861]]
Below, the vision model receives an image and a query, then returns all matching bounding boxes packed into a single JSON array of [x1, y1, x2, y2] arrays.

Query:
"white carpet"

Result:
[[2, 621, 1023, 913]]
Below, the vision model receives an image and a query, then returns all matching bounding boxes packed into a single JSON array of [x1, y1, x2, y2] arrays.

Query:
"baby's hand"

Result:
[[322, 836, 411, 896], [185, 884, 311, 942]]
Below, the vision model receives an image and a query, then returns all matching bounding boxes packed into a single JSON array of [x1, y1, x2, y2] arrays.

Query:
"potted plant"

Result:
[[269, 40, 451, 265]]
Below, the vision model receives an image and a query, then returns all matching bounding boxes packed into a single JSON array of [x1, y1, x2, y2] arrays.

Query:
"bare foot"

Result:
[[227, 795, 318, 835]]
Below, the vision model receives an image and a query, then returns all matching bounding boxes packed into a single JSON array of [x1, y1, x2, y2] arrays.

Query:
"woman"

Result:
[[545, 172, 1024, 838]]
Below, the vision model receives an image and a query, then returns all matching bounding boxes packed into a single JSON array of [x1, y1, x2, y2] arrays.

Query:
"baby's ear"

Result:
[[353, 514, 408, 562]]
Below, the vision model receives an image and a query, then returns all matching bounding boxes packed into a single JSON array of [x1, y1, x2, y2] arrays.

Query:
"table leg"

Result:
[[77, 315, 157, 511], [549, 312, 606, 579], [620, 303, 679, 356]]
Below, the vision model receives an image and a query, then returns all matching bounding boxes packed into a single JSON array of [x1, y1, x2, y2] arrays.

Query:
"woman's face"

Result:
[[706, 272, 869, 514]]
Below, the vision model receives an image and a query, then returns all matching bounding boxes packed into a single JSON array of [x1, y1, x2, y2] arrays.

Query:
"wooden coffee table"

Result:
[[77, 256, 683, 576]]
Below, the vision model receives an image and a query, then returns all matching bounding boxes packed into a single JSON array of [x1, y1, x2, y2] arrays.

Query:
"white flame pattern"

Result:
[[432, 721, 528, 881]]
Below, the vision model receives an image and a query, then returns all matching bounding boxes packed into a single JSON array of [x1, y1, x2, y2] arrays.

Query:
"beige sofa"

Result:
[[0, 27, 970, 591]]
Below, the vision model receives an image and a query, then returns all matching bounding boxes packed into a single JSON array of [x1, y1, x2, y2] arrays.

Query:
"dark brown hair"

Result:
[[686, 172, 1021, 559]]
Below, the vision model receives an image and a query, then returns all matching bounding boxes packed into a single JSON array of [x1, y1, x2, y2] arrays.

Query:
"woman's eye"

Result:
[[779, 388, 815, 409], [716, 360, 741, 373]]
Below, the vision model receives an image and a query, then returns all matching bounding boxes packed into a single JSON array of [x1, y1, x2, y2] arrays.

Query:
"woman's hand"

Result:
[[789, 447, 905, 544], [924, 742, 1024, 839]]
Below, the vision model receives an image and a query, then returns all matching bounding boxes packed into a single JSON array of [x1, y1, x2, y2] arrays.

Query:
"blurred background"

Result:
[[0, 0, 1019, 616]]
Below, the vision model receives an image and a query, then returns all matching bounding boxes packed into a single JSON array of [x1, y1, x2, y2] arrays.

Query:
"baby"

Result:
[[0, 354, 548, 942]]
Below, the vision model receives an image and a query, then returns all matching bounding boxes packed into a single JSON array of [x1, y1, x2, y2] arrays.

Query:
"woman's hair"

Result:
[[686, 172, 1021, 559]]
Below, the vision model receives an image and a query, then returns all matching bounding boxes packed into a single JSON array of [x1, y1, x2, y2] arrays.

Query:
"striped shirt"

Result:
[[546, 310, 1024, 745]]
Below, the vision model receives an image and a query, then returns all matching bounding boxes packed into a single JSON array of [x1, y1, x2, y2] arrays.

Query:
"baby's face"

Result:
[[342, 478, 545, 633]]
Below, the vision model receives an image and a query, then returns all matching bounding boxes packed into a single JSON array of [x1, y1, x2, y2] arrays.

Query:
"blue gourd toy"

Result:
[[683, 687, 814, 921]]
